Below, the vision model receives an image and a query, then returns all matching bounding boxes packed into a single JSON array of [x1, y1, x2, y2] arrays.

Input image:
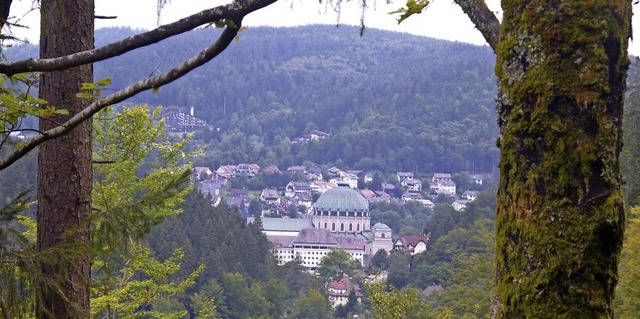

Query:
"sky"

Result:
[[6, 0, 640, 55]]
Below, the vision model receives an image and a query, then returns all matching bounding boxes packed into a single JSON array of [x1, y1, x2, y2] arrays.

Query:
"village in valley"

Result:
[[191, 157, 492, 306]]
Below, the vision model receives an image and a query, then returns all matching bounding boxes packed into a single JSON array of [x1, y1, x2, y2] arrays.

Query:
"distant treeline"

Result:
[[9, 25, 500, 174]]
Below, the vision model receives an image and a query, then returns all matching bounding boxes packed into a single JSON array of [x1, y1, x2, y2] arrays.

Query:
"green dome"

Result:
[[314, 187, 369, 212]]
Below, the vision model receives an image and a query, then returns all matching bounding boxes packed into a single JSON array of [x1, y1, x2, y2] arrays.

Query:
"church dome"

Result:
[[314, 187, 369, 212], [372, 223, 391, 230]]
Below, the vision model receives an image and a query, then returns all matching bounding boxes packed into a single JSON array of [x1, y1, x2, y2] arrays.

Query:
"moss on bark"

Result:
[[493, 0, 631, 317]]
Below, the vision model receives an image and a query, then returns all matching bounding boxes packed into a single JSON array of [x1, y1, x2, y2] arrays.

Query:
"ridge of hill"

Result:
[[7, 25, 499, 173]]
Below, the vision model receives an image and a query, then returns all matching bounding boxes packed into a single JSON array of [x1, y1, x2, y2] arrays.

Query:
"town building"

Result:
[[394, 235, 429, 255], [161, 110, 208, 132], [470, 174, 484, 185], [328, 276, 364, 308], [259, 185, 393, 270], [452, 199, 469, 211]]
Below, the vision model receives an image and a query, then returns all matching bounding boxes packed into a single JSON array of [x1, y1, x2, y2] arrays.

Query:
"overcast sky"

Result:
[[7, 0, 640, 55]]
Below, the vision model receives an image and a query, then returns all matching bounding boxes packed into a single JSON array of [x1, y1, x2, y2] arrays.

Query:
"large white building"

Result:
[[259, 186, 393, 270]]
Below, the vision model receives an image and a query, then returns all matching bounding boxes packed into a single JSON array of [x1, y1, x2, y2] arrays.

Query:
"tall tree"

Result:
[[492, 1, 629, 317], [0, 0, 276, 317], [36, 0, 94, 318], [443, 0, 632, 317]]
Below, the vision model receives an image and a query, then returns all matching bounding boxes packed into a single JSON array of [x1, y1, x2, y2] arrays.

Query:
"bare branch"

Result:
[[0, 0, 277, 76], [453, 0, 500, 52], [0, 24, 241, 171]]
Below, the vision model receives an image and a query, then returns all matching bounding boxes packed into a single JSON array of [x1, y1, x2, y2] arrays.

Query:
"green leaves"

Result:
[[90, 105, 203, 318], [209, 19, 247, 42], [0, 73, 57, 136], [75, 77, 112, 100], [388, 0, 430, 24], [91, 244, 204, 319]]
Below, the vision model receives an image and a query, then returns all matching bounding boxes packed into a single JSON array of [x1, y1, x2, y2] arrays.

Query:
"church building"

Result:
[[261, 185, 394, 271]]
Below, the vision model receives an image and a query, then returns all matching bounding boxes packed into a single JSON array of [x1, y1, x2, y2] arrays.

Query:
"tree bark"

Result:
[[493, 0, 631, 317], [36, 0, 94, 318]]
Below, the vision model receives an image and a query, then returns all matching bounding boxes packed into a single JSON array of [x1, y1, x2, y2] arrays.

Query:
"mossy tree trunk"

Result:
[[492, 0, 631, 317], [37, 0, 94, 318]]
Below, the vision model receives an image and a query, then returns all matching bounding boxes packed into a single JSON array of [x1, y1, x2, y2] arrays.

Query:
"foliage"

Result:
[[146, 190, 276, 288], [190, 278, 224, 319], [420, 220, 494, 318], [91, 105, 203, 318], [370, 201, 431, 235], [366, 281, 434, 319], [386, 250, 412, 289], [0, 73, 64, 139], [288, 289, 332, 319], [0, 192, 38, 318], [0, 105, 200, 318], [90, 106, 200, 317], [317, 248, 360, 282], [219, 272, 270, 319], [90, 244, 203, 319], [8, 26, 499, 175], [616, 207, 640, 318], [368, 249, 389, 271], [622, 59, 640, 206], [389, 0, 431, 24]]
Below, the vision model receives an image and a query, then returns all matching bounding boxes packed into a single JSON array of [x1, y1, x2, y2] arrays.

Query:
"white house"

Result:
[[364, 172, 374, 184], [310, 180, 337, 193], [432, 173, 452, 183], [402, 192, 423, 202], [396, 172, 415, 182], [452, 199, 469, 211], [402, 178, 423, 192], [328, 276, 363, 308], [292, 192, 313, 209], [285, 181, 312, 198], [215, 165, 236, 178], [330, 173, 359, 189], [417, 199, 435, 209], [462, 190, 479, 201], [470, 174, 484, 185], [394, 235, 429, 255], [260, 189, 280, 205], [432, 180, 456, 196]]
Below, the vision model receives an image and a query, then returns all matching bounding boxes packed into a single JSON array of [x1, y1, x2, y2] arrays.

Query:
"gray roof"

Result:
[[259, 218, 313, 231], [372, 223, 391, 230], [336, 236, 365, 250], [314, 186, 369, 212], [294, 228, 339, 245], [290, 228, 366, 249], [433, 173, 452, 179], [266, 235, 296, 247]]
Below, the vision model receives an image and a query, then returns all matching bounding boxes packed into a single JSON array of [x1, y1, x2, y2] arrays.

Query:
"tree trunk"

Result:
[[493, 0, 631, 317], [37, 0, 94, 318]]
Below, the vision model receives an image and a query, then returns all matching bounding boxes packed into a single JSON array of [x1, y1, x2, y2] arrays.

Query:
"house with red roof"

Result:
[[328, 276, 364, 308]]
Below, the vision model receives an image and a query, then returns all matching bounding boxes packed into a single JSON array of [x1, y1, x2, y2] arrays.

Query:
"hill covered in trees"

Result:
[[9, 25, 499, 174]]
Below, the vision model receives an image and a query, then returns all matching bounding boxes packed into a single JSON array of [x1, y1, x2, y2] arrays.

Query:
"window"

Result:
[[381, 233, 386, 238], [332, 223, 336, 231], [357, 224, 360, 231], [340, 223, 344, 232], [349, 223, 353, 232]]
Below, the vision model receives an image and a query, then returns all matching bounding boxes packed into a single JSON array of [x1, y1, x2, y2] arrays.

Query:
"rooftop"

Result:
[[314, 186, 369, 212]]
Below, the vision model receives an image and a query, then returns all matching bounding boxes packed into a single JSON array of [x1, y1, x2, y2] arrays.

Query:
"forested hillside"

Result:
[[3, 23, 640, 318], [9, 25, 499, 173]]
